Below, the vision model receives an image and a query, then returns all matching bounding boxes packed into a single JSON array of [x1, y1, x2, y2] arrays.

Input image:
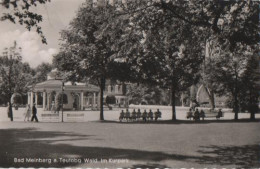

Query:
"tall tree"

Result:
[[239, 54, 259, 120], [203, 43, 257, 120], [0, 42, 31, 121], [54, 2, 127, 120], [119, 8, 204, 120]]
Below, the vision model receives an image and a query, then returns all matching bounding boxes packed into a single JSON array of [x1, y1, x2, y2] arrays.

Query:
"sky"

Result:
[[0, 0, 85, 68]]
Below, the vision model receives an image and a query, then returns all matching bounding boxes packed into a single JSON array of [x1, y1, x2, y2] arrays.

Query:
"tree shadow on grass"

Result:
[[197, 144, 260, 168], [0, 127, 192, 168], [0, 128, 259, 168]]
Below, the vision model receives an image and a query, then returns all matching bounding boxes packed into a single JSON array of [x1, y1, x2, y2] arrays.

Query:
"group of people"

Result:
[[23, 104, 39, 122], [119, 109, 162, 122], [186, 108, 223, 120], [186, 108, 205, 120]]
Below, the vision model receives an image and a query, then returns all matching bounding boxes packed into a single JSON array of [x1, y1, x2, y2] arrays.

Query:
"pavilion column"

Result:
[[93, 92, 96, 108], [43, 92, 46, 110], [30, 91, 34, 107], [35, 93, 38, 107], [80, 92, 84, 110], [47, 93, 50, 111], [97, 92, 100, 109], [27, 92, 30, 105]]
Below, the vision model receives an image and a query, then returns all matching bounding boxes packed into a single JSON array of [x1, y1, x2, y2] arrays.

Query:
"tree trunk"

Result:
[[250, 111, 255, 120], [249, 91, 255, 120], [99, 77, 105, 121], [9, 99, 13, 122], [204, 86, 215, 109], [171, 86, 176, 121], [234, 93, 239, 120], [209, 90, 215, 109]]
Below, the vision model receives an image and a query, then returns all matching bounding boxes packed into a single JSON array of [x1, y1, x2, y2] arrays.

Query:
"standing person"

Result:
[[31, 104, 39, 122], [24, 104, 31, 121], [7, 102, 13, 121]]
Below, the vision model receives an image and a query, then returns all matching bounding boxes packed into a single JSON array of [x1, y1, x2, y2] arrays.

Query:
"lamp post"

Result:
[[61, 82, 65, 122]]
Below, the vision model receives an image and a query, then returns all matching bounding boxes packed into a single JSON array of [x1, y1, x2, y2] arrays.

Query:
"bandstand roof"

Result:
[[31, 79, 99, 92]]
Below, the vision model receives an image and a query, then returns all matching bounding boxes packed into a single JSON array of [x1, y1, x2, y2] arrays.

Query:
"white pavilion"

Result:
[[27, 69, 100, 111]]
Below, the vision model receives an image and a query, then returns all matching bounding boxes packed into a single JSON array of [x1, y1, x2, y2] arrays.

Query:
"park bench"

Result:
[[186, 109, 224, 120], [66, 113, 84, 122], [203, 109, 224, 120], [119, 109, 162, 122], [41, 113, 60, 122]]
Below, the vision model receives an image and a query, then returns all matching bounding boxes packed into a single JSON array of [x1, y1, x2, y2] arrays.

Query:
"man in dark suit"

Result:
[[31, 104, 39, 122]]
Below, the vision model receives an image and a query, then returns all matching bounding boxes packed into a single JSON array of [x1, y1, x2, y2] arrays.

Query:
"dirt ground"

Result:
[[0, 115, 259, 168]]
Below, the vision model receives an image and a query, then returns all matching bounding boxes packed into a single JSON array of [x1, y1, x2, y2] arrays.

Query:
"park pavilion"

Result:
[[28, 69, 100, 111]]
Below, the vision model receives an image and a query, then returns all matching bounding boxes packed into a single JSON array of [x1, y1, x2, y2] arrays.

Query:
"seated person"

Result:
[[131, 109, 137, 121], [125, 109, 130, 121], [186, 108, 193, 119], [216, 109, 223, 119], [154, 109, 162, 121], [119, 110, 125, 122], [200, 109, 205, 120], [136, 109, 142, 120], [148, 109, 153, 120], [142, 109, 147, 121], [194, 108, 200, 120]]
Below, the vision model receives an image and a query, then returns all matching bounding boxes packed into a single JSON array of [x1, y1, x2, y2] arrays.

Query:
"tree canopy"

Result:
[[54, 0, 259, 121], [53, 2, 128, 120], [0, 42, 33, 120]]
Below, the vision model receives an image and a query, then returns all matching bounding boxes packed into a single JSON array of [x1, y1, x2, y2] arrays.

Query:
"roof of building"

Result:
[[30, 69, 99, 92], [32, 79, 99, 92]]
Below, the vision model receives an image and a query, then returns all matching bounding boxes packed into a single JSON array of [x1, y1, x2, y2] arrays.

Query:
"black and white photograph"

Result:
[[0, 0, 259, 168]]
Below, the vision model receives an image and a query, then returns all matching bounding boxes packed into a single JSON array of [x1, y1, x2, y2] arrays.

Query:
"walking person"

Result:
[[24, 104, 31, 121], [31, 104, 39, 122]]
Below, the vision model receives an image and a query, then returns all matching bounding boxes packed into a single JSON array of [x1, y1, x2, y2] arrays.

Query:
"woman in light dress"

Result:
[[24, 104, 31, 121]]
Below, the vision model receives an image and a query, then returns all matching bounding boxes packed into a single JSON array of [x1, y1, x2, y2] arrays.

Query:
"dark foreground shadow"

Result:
[[0, 128, 259, 168], [197, 145, 260, 168]]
